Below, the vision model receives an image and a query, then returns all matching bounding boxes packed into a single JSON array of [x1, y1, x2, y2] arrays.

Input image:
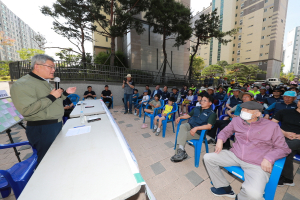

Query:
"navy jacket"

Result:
[[265, 96, 283, 106], [229, 96, 243, 108], [264, 102, 297, 115], [255, 94, 270, 103], [151, 89, 163, 98]]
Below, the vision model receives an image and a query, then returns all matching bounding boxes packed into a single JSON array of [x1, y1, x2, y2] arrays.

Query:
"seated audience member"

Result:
[[225, 88, 242, 110], [84, 86, 96, 99], [170, 86, 181, 104], [218, 77, 224, 86], [189, 84, 197, 94], [153, 97, 176, 136], [249, 85, 260, 96], [255, 87, 269, 104], [171, 94, 217, 162], [204, 101, 291, 199], [227, 84, 235, 96], [290, 77, 299, 85], [240, 87, 247, 93], [207, 92, 254, 147], [161, 86, 170, 100], [198, 86, 208, 95], [134, 90, 149, 116], [181, 89, 194, 114], [63, 97, 74, 119], [143, 94, 161, 114], [181, 85, 189, 99], [138, 85, 151, 99], [272, 100, 300, 187], [264, 91, 297, 119], [209, 76, 214, 86], [196, 93, 204, 107], [132, 89, 139, 104], [214, 86, 228, 103], [101, 85, 113, 109], [265, 88, 283, 106], [151, 85, 163, 99], [207, 87, 217, 104]]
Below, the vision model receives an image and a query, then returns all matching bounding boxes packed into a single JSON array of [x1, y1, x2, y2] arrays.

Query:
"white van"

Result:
[[267, 78, 281, 86]]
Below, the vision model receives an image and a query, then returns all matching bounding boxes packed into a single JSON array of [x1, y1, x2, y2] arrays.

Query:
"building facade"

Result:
[[191, 0, 289, 79], [93, 0, 190, 76], [283, 26, 300, 75], [0, 0, 41, 61]]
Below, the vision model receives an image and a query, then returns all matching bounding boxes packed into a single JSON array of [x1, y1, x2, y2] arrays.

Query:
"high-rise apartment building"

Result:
[[0, 0, 41, 61], [192, 0, 288, 79], [93, 0, 190, 75], [283, 26, 300, 75]]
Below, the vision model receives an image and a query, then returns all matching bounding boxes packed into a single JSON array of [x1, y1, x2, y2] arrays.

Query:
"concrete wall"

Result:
[[8, 81, 172, 107]]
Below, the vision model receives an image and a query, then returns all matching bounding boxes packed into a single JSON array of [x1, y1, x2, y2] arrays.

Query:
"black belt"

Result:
[[27, 119, 59, 126]]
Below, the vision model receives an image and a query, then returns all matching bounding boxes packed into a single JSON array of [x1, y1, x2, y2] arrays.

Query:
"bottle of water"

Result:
[[81, 101, 84, 111], [80, 111, 85, 124]]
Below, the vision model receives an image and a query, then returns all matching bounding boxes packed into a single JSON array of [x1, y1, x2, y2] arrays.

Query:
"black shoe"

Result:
[[207, 139, 216, 144], [278, 176, 295, 187], [170, 149, 188, 162], [129, 111, 133, 114], [124, 111, 128, 114], [210, 186, 236, 198]]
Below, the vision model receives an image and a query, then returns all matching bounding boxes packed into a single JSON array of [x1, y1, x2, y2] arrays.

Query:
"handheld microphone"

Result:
[[54, 77, 60, 90]]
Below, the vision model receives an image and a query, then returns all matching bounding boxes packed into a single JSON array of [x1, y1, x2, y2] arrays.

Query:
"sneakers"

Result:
[[170, 149, 188, 162], [207, 138, 216, 145], [128, 111, 133, 114], [278, 176, 295, 187], [210, 186, 236, 198], [155, 128, 161, 136], [134, 113, 137, 116], [124, 111, 128, 114]]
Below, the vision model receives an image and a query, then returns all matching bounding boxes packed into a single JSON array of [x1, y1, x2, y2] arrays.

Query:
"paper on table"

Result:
[[88, 116, 101, 120], [65, 126, 91, 137]]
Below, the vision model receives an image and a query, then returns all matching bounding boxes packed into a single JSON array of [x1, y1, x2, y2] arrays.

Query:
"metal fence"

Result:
[[9, 61, 217, 87]]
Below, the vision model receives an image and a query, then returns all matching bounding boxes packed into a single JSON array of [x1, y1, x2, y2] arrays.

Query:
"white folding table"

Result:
[[69, 99, 106, 118]]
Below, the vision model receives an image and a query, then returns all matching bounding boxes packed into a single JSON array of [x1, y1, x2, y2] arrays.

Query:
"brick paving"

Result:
[[1, 105, 300, 200]]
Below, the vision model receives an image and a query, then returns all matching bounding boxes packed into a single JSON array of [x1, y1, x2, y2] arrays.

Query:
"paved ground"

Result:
[[1, 105, 300, 200]]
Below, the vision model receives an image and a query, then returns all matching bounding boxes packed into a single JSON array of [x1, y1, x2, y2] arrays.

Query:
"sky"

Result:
[[2, 0, 300, 59]]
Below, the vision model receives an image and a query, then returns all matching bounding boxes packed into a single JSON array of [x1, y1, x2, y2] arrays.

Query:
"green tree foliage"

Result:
[[0, 62, 10, 76], [189, 9, 236, 79], [225, 63, 265, 84], [17, 48, 45, 60], [217, 60, 228, 68], [145, 0, 192, 77], [189, 56, 205, 78], [201, 65, 224, 76], [94, 51, 127, 67], [280, 72, 295, 83], [87, 0, 150, 67], [55, 49, 81, 63], [41, 0, 94, 62]]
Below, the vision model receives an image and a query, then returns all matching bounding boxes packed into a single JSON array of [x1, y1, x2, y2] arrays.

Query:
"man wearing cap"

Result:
[[240, 87, 247, 93], [122, 74, 135, 114], [170, 87, 181, 104], [255, 87, 269, 104], [225, 88, 242, 110], [214, 86, 228, 103], [101, 85, 113, 109], [264, 91, 297, 119], [204, 101, 291, 199], [272, 100, 300, 187], [265, 88, 283, 106]]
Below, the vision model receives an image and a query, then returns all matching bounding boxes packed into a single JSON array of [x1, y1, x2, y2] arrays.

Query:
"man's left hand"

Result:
[[190, 128, 197, 136], [66, 87, 77, 94], [261, 159, 273, 173]]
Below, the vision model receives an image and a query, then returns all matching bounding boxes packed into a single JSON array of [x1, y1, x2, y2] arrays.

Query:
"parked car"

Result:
[[267, 78, 282, 86], [254, 80, 268, 87]]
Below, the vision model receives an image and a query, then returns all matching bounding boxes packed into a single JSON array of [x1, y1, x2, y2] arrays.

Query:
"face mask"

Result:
[[240, 111, 253, 120]]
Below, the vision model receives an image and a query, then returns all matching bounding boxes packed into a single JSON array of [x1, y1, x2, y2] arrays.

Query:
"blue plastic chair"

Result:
[[0, 141, 38, 199], [177, 98, 184, 117], [62, 116, 68, 124], [188, 104, 215, 113], [101, 96, 114, 109], [143, 100, 164, 129], [222, 106, 229, 115], [294, 154, 300, 162], [138, 95, 151, 117], [160, 103, 178, 137], [82, 96, 96, 100], [67, 94, 80, 106], [215, 100, 223, 117], [223, 157, 286, 200], [192, 95, 198, 106], [174, 119, 210, 167]]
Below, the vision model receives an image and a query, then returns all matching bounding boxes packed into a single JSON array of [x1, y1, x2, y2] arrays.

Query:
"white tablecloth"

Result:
[[70, 99, 106, 118]]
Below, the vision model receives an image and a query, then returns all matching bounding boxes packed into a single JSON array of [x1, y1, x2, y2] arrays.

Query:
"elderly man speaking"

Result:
[[204, 101, 291, 199], [10, 54, 76, 166]]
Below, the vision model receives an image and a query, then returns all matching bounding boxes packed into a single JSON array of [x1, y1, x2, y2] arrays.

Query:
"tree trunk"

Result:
[[188, 37, 200, 81], [110, 36, 115, 66], [80, 27, 86, 63], [162, 31, 167, 82]]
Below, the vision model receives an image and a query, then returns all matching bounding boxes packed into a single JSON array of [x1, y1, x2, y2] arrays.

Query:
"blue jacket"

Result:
[[189, 107, 215, 135], [265, 96, 283, 106], [161, 91, 170, 100], [151, 89, 163, 98], [264, 102, 297, 115], [214, 92, 228, 102], [229, 96, 243, 108]]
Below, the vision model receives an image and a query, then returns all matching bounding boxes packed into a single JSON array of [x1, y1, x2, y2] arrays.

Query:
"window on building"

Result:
[[237, 50, 240, 55], [238, 35, 242, 40], [264, 8, 267, 12], [106, 37, 108, 42], [246, 58, 250, 60], [235, 21, 237, 25], [232, 58, 234, 61], [239, 20, 243, 25], [263, 18, 266, 22], [237, 58, 240, 63], [248, 25, 253, 28], [247, 41, 252, 44], [233, 44, 235, 47], [260, 53, 263, 57], [238, 43, 241, 48], [236, 6, 238, 9], [262, 27, 266, 30], [265, 0, 268, 3], [247, 33, 253, 36], [249, 16, 254, 19], [259, 62, 262, 65], [240, 11, 244, 17], [261, 36, 265, 39], [233, 51, 235, 54], [241, 3, 244, 8], [265, 53, 269, 55], [281, 19, 283, 23], [239, 28, 242, 33], [260, 45, 264, 48], [235, 14, 237, 17]]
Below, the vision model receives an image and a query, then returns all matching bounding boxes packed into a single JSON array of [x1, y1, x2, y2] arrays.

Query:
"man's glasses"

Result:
[[37, 64, 56, 70], [200, 100, 209, 103]]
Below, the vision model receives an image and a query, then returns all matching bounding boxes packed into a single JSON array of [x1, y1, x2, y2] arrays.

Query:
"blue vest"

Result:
[[161, 91, 170, 100], [229, 96, 243, 108], [215, 92, 226, 101], [170, 92, 179, 100], [266, 96, 283, 106], [256, 94, 270, 102], [189, 107, 214, 135], [273, 102, 297, 115]]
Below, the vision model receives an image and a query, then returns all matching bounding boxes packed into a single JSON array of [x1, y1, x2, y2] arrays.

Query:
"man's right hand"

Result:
[[215, 139, 223, 154], [50, 89, 63, 98]]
